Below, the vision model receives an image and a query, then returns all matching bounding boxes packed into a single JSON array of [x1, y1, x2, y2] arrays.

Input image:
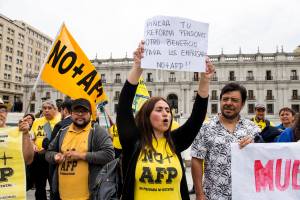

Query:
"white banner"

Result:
[[142, 16, 209, 72], [231, 143, 300, 200]]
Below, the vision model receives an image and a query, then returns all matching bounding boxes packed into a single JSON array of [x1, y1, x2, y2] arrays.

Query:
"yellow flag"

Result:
[[132, 78, 150, 112], [40, 24, 108, 119], [0, 127, 26, 200]]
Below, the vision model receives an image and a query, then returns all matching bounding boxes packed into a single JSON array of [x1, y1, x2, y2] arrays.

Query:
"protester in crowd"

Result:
[[30, 100, 61, 200], [251, 104, 274, 130], [116, 41, 214, 200], [277, 113, 300, 142], [40, 98, 73, 199], [46, 98, 114, 200], [0, 103, 34, 164], [23, 113, 35, 129], [276, 107, 296, 131], [191, 83, 260, 200], [251, 104, 281, 142]]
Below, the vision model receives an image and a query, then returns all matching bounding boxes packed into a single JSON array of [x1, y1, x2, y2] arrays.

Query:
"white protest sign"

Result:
[[141, 16, 209, 72], [231, 143, 300, 200]]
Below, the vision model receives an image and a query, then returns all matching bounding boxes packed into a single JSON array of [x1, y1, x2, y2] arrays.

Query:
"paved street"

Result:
[[26, 166, 196, 200]]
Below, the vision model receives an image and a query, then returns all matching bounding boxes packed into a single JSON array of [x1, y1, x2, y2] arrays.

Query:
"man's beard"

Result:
[[221, 107, 239, 120], [73, 119, 90, 128]]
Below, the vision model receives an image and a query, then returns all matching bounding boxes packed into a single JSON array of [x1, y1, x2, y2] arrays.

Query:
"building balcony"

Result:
[[291, 96, 300, 100], [246, 76, 254, 81], [113, 96, 119, 101], [114, 79, 122, 83], [193, 77, 199, 81], [146, 78, 153, 82], [211, 96, 218, 100], [248, 96, 256, 100], [266, 96, 274, 100], [169, 77, 176, 82], [211, 76, 218, 81], [228, 77, 236, 81], [265, 76, 273, 80], [290, 75, 299, 80]]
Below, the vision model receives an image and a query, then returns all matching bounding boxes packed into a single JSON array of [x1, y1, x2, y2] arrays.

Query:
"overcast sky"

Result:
[[1, 0, 299, 59]]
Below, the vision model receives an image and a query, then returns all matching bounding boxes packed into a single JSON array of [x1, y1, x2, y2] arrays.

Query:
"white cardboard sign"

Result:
[[141, 16, 209, 72], [231, 143, 300, 200]]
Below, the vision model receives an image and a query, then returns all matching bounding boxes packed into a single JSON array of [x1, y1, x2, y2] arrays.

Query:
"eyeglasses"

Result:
[[72, 110, 89, 115], [221, 97, 241, 103]]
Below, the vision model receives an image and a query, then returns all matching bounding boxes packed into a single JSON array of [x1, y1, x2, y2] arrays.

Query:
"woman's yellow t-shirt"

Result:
[[134, 137, 183, 200]]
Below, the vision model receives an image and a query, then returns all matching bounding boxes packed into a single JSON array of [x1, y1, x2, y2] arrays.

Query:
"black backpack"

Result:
[[91, 157, 123, 200]]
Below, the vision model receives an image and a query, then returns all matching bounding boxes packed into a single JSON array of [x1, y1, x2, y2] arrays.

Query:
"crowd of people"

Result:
[[2, 41, 299, 200]]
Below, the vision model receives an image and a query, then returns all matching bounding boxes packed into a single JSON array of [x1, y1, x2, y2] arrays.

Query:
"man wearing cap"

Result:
[[30, 99, 61, 200], [0, 103, 34, 164], [251, 104, 281, 142], [251, 104, 273, 130], [46, 98, 114, 200]]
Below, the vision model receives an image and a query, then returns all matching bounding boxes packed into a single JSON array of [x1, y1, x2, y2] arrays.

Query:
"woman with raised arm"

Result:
[[117, 41, 215, 200]]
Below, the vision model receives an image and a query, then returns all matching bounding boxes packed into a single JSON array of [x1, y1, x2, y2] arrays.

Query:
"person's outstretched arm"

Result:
[[117, 41, 144, 149], [172, 59, 215, 152]]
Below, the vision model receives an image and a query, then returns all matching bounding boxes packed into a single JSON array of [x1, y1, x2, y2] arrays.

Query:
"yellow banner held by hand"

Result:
[[40, 24, 108, 119], [132, 78, 150, 113]]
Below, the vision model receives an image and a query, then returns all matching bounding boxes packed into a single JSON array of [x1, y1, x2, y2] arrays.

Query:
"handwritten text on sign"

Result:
[[141, 16, 209, 72], [231, 143, 300, 200]]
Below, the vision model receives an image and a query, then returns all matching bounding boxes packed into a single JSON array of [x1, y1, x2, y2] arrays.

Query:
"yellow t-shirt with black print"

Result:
[[134, 137, 183, 200], [58, 123, 91, 200], [31, 115, 60, 151]]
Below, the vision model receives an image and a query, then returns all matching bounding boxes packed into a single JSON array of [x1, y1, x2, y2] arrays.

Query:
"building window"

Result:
[[266, 90, 273, 100], [101, 74, 106, 83], [292, 90, 299, 100], [291, 70, 298, 80], [211, 90, 217, 100], [114, 104, 119, 113], [246, 70, 254, 81], [148, 90, 152, 97], [30, 103, 35, 113], [46, 92, 51, 99], [291, 104, 300, 113], [31, 92, 36, 101], [229, 71, 235, 81], [114, 91, 120, 101], [193, 72, 199, 81], [211, 71, 218, 81], [248, 90, 255, 100], [248, 104, 255, 114], [193, 90, 197, 100], [266, 70, 273, 80], [147, 73, 153, 82], [211, 104, 218, 114], [114, 73, 121, 83], [266, 104, 274, 114], [169, 72, 176, 82]]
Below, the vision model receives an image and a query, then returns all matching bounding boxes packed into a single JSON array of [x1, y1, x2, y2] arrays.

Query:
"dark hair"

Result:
[[23, 113, 35, 121], [135, 97, 175, 154], [293, 113, 300, 142], [61, 99, 72, 113], [220, 83, 247, 104], [279, 107, 296, 116]]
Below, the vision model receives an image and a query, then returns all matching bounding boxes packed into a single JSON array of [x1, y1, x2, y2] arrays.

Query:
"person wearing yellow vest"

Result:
[[116, 41, 214, 200], [251, 104, 274, 130], [30, 100, 60, 200], [46, 98, 114, 200]]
